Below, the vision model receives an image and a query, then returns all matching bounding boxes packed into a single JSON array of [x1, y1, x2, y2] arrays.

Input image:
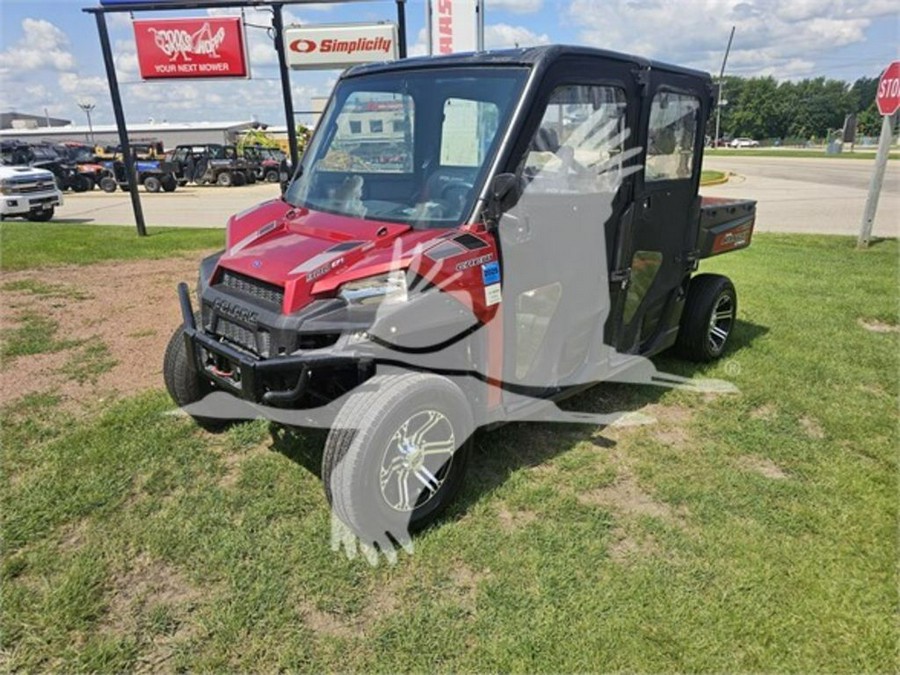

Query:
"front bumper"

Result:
[[1, 191, 63, 216], [178, 283, 364, 405]]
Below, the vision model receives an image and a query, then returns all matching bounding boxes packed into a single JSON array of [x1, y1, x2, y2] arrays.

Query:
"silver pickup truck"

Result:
[[0, 165, 64, 222]]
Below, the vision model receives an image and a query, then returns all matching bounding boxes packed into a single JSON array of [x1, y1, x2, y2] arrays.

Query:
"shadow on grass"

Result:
[[265, 319, 769, 527]]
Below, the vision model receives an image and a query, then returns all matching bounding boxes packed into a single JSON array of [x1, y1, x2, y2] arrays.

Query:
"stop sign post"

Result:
[[858, 61, 899, 248]]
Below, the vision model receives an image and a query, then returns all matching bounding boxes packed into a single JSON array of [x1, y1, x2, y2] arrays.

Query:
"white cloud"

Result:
[[567, 0, 897, 79], [0, 18, 77, 73], [486, 0, 544, 14], [485, 23, 551, 49]]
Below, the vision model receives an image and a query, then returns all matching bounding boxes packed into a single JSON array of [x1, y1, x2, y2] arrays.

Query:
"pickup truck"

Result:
[[0, 165, 64, 221], [164, 45, 756, 544]]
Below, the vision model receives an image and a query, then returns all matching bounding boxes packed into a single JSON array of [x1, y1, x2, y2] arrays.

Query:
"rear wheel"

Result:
[[163, 325, 230, 433], [99, 176, 118, 193], [216, 172, 233, 187], [161, 174, 177, 192], [264, 169, 280, 183], [73, 175, 93, 192], [322, 373, 473, 547], [26, 207, 54, 222], [232, 171, 247, 187], [675, 273, 737, 362], [143, 175, 162, 193]]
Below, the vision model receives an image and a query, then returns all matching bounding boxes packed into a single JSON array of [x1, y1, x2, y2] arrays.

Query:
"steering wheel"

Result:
[[438, 179, 475, 209]]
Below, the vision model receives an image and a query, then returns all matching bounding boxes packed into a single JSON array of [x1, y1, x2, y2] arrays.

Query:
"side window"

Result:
[[440, 97, 500, 168], [646, 91, 699, 181], [320, 91, 415, 173], [522, 84, 628, 194]]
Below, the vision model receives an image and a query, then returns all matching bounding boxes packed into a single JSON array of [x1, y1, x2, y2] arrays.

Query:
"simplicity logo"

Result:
[[289, 36, 393, 55]]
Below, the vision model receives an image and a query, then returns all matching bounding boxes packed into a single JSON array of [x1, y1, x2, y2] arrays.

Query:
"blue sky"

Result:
[[1, 0, 897, 127]]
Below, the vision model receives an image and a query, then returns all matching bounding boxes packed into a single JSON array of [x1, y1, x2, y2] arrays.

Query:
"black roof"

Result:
[[345, 44, 710, 82]]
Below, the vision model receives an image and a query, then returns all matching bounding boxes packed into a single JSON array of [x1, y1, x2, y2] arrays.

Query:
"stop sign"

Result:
[[876, 61, 900, 116]]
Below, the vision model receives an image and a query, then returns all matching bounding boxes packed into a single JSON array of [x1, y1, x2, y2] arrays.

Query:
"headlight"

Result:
[[338, 270, 408, 306]]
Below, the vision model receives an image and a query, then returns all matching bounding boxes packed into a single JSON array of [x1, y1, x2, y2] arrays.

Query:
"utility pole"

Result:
[[714, 26, 735, 149]]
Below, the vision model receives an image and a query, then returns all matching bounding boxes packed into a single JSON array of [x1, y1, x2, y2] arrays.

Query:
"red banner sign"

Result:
[[133, 17, 249, 80]]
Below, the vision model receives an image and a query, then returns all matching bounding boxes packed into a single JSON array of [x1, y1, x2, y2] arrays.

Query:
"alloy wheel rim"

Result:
[[379, 410, 456, 513], [708, 293, 734, 353]]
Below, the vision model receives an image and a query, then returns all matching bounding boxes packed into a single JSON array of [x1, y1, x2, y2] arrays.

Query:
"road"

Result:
[[50, 157, 900, 238], [702, 156, 899, 238]]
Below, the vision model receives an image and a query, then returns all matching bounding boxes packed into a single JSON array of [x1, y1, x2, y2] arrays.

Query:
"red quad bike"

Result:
[[164, 46, 756, 547]]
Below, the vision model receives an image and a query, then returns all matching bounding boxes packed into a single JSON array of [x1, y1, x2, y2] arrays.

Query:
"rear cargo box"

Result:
[[697, 196, 757, 258]]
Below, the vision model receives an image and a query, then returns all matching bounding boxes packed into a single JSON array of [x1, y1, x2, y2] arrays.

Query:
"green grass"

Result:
[[62, 342, 118, 385], [706, 148, 900, 160], [700, 169, 727, 184], [1, 234, 896, 671], [0, 223, 223, 271], [0, 311, 82, 359]]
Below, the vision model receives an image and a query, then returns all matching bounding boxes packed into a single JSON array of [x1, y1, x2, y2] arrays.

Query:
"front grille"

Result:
[[215, 318, 270, 357], [218, 270, 284, 308], [11, 183, 55, 194]]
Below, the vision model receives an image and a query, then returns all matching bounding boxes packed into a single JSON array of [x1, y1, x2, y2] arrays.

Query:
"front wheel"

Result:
[[675, 273, 737, 362], [26, 207, 54, 222], [163, 325, 230, 433], [216, 172, 233, 187], [99, 176, 118, 193], [322, 373, 473, 545]]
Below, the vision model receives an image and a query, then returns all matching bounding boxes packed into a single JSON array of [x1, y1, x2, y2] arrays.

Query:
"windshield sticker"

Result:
[[484, 283, 502, 306], [481, 261, 500, 285]]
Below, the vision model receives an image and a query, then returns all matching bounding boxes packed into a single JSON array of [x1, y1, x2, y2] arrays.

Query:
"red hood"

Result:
[[218, 200, 451, 313]]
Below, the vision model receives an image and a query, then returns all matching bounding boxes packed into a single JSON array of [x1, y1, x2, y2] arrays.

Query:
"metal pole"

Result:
[[95, 10, 147, 237], [272, 4, 299, 169], [714, 26, 735, 148], [857, 112, 894, 248], [396, 0, 407, 58]]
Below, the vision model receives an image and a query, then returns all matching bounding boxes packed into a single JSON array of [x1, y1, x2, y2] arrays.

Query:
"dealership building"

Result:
[[0, 119, 272, 150]]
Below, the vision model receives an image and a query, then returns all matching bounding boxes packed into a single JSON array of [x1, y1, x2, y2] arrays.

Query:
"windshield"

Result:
[[284, 66, 529, 228]]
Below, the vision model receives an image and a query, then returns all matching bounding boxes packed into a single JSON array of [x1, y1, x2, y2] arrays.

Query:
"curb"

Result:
[[700, 172, 731, 187]]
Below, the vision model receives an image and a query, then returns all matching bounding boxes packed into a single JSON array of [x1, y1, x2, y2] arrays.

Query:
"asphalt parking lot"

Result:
[[49, 156, 899, 238]]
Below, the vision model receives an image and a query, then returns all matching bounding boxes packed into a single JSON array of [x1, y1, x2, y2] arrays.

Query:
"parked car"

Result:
[[98, 157, 178, 193], [0, 140, 90, 192], [55, 142, 106, 190], [0, 165, 63, 221], [729, 137, 759, 148], [164, 45, 757, 542]]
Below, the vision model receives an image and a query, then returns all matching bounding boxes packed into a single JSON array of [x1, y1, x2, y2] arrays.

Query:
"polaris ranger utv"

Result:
[[164, 46, 755, 541]]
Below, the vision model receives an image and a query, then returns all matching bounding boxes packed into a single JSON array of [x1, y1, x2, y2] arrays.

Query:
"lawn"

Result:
[[0, 222, 223, 272], [1, 232, 897, 671]]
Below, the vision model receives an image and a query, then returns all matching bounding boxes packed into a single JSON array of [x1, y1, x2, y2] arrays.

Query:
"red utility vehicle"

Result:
[[164, 46, 756, 541]]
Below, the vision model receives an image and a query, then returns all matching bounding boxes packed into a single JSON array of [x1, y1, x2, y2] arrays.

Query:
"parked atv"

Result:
[[98, 157, 178, 193], [241, 145, 290, 183], [165, 46, 757, 544], [55, 142, 106, 190], [167, 144, 255, 187]]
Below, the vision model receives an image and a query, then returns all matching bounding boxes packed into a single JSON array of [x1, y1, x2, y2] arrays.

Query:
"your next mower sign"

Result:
[[133, 17, 249, 80]]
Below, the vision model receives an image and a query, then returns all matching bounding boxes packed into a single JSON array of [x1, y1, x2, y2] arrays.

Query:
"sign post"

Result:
[[858, 61, 899, 248]]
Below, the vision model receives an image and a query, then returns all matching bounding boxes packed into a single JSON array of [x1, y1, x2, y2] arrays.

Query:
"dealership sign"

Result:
[[285, 24, 398, 70], [428, 0, 483, 54], [133, 17, 249, 80]]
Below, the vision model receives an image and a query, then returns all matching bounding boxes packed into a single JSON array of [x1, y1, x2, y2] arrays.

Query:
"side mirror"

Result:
[[484, 172, 522, 223]]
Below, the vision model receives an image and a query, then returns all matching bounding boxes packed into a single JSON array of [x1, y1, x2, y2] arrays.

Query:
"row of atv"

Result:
[[0, 140, 290, 195]]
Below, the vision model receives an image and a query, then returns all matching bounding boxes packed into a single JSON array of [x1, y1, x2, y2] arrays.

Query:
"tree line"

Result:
[[714, 74, 889, 144]]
